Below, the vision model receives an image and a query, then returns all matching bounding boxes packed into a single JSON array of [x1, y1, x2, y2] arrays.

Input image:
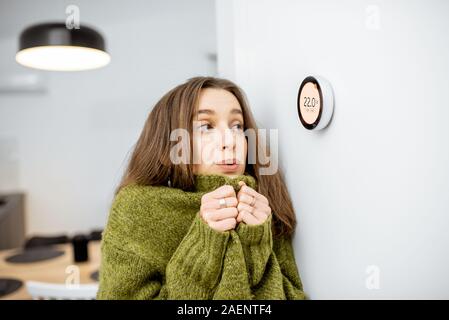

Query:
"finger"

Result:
[[237, 193, 257, 206], [237, 202, 254, 214], [206, 185, 236, 199], [238, 203, 268, 223], [237, 181, 246, 198], [253, 201, 271, 214], [251, 209, 269, 222], [208, 207, 238, 221], [237, 193, 269, 212], [237, 181, 248, 200], [210, 218, 237, 232], [239, 210, 260, 225], [237, 203, 270, 222], [238, 184, 268, 204], [202, 196, 238, 210]]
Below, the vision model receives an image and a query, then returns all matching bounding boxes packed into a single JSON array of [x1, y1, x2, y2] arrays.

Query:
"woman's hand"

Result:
[[200, 185, 239, 232], [236, 181, 272, 226]]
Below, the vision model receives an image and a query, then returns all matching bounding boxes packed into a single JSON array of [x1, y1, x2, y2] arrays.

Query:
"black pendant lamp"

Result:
[[16, 22, 110, 71]]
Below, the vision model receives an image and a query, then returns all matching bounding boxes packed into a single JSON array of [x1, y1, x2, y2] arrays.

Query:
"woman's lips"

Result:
[[215, 163, 240, 172]]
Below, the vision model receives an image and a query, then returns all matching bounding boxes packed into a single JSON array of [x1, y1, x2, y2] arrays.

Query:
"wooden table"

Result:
[[0, 241, 100, 300]]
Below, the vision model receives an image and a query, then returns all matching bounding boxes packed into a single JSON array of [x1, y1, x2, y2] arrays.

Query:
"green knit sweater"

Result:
[[97, 173, 306, 300]]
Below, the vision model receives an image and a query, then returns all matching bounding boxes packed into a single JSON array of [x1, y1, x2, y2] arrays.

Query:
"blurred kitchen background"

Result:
[[0, 0, 216, 234], [0, 0, 216, 300], [1, 0, 449, 299]]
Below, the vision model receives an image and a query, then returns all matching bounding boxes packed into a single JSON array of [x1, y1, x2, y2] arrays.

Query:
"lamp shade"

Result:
[[16, 22, 110, 71]]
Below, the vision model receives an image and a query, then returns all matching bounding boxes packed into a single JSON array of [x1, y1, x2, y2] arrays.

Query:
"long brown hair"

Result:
[[116, 76, 297, 237]]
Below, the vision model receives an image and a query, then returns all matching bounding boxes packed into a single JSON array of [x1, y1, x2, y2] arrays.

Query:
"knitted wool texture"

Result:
[[97, 173, 306, 300]]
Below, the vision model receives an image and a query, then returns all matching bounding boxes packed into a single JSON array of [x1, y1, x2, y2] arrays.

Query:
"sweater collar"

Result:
[[193, 172, 258, 193]]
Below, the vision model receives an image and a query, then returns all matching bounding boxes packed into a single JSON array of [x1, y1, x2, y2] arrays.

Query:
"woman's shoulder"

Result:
[[112, 183, 187, 210], [107, 183, 198, 229], [103, 183, 195, 254]]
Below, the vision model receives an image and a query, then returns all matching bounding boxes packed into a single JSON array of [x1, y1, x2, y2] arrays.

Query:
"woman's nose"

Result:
[[219, 128, 236, 150]]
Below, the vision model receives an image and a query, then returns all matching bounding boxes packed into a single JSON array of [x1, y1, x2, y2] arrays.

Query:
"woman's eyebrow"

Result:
[[196, 108, 215, 116], [195, 108, 242, 116], [230, 108, 243, 115]]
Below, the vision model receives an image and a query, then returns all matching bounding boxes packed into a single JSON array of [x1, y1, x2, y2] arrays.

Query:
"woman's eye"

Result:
[[232, 123, 244, 131], [199, 123, 213, 132]]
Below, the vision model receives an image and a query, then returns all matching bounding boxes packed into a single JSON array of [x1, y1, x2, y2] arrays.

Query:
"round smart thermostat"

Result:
[[297, 75, 334, 130]]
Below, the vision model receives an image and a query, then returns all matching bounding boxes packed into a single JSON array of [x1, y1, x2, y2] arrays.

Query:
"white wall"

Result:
[[0, 0, 217, 236], [216, 0, 449, 299]]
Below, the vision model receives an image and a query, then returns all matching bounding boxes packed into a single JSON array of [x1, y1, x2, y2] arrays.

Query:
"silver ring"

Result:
[[250, 196, 256, 207], [219, 198, 227, 209]]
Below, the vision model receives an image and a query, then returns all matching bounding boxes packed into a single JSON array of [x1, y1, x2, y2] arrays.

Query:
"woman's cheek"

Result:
[[236, 135, 248, 163], [193, 135, 215, 166]]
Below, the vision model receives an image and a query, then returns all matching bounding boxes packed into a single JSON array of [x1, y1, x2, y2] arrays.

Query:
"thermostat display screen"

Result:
[[299, 82, 321, 125]]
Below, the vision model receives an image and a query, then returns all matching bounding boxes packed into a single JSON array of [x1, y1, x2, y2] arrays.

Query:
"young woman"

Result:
[[97, 76, 306, 300]]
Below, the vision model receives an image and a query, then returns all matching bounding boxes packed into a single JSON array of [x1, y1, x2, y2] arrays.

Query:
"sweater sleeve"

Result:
[[232, 214, 307, 300], [164, 212, 230, 299], [96, 187, 230, 300]]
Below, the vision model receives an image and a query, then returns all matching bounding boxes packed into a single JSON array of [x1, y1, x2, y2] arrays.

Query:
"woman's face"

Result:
[[192, 88, 247, 177]]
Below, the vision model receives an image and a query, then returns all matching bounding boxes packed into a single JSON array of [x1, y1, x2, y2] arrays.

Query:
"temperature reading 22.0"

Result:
[[303, 96, 319, 110]]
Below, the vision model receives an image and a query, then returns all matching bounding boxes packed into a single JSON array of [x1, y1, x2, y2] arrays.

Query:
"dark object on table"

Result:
[[5, 247, 65, 263], [72, 234, 89, 262], [90, 270, 99, 282], [0, 193, 25, 250], [0, 278, 23, 298], [24, 234, 70, 249], [89, 229, 103, 241]]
